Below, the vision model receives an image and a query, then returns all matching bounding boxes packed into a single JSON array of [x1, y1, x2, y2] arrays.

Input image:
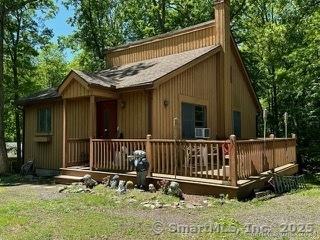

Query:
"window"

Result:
[[37, 108, 52, 134], [233, 111, 241, 138], [182, 103, 207, 139], [195, 105, 206, 128]]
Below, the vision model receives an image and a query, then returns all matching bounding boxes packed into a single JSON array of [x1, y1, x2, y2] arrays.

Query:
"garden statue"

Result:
[[110, 175, 120, 189], [82, 175, 97, 189], [125, 181, 134, 189], [117, 180, 127, 194], [20, 161, 34, 176], [129, 150, 150, 190], [148, 184, 156, 193], [167, 181, 184, 200]]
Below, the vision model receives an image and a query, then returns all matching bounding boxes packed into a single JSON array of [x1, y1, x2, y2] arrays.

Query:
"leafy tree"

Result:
[[0, 0, 56, 169], [35, 44, 69, 88], [119, 0, 213, 40], [62, 0, 125, 70], [231, 0, 320, 164]]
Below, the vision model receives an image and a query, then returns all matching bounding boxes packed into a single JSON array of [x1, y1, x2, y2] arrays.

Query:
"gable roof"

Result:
[[19, 45, 221, 105], [62, 45, 220, 91], [88, 45, 220, 89]]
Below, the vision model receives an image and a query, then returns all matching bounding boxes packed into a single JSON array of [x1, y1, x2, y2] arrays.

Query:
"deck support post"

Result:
[[89, 138, 93, 171], [146, 134, 152, 177], [62, 99, 67, 168], [270, 134, 275, 173], [229, 135, 238, 186]]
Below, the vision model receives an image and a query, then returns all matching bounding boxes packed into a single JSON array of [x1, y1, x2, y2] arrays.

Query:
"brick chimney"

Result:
[[215, 0, 232, 138]]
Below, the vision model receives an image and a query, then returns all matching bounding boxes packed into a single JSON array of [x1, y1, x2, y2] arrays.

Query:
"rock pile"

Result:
[[58, 183, 93, 193]]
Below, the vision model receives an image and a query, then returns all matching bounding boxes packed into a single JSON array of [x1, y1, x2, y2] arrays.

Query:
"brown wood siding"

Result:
[[107, 24, 216, 67], [62, 79, 90, 99], [117, 91, 149, 138], [231, 52, 257, 139], [152, 56, 218, 139], [24, 101, 63, 170], [66, 98, 90, 139]]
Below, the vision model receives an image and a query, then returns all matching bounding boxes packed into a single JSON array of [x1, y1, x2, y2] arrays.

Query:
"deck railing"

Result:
[[90, 139, 146, 172], [66, 134, 297, 186], [149, 139, 229, 181], [236, 135, 297, 180], [66, 138, 90, 167]]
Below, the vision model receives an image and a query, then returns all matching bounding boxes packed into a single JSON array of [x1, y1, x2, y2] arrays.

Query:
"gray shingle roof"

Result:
[[72, 70, 116, 88], [19, 45, 220, 104], [18, 88, 60, 105], [81, 45, 219, 89]]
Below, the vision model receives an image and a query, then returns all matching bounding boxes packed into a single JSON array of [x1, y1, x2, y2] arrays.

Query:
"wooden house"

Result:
[[19, 0, 298, 198]]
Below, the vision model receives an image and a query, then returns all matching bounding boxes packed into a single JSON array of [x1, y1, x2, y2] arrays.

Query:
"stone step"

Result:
[[55, 175, 84, 185]]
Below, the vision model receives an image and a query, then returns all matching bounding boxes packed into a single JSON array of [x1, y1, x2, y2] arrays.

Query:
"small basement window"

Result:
[[37, 108, 52, 134]]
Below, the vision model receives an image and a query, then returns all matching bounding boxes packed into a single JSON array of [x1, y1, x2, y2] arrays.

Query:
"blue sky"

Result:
[[44, 0, 75, 60]]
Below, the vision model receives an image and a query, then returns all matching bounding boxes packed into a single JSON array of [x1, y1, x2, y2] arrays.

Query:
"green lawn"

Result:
[[0, 175, 319, 240]]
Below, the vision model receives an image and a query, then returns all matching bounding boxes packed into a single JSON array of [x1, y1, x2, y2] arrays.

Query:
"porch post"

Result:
[[89, 95, 96, 138], [89, 96, 96, 170], [292, 133, 297, 164], [62, 99, 67, 168], [229, 135, 238, 186], [89, 138, 93, 171], [146, 134, 152, 177], [270, 134, 275, 173]]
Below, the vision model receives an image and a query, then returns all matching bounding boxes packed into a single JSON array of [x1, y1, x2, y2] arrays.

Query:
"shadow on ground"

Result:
[[0, 174, 55, 187]]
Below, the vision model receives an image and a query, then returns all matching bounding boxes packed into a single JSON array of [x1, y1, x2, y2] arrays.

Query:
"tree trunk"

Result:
[[0, 5, 8, 173], [13, 64, 21, 165]]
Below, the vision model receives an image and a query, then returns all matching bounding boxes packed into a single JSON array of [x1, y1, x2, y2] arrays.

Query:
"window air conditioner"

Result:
[[195, 128, 210, 139]]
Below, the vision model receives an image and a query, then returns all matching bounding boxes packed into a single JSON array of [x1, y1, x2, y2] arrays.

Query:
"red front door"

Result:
[[96, 101, 118, 139]]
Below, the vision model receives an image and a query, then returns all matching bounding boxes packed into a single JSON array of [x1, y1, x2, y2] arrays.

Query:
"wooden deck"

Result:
[[56, 135, 298, 198]]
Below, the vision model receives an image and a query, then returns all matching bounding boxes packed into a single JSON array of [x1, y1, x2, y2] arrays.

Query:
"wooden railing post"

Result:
[[146, 135, 152, 177], [89, 138, 93, 171], [270, 134, 275, 172], [229, 135, 238, 186], [292, 133, 297, 163]]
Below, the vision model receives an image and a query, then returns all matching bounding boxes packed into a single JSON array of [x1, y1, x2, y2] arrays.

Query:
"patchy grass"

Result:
[[0, 176, 319, 240]]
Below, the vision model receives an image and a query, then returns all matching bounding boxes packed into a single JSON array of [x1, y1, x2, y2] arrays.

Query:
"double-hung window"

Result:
[[37, 108, 52, 134], [182, 103, 207, 139]]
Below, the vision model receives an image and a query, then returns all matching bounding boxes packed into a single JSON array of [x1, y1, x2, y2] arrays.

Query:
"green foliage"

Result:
[[119, 0, 213, 40], [61, 0, 126, 70], [1, 0, 319, 166], [231, 0, 320, 164], [2, 0, 60, 141], [35, 44, 69, 88]]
